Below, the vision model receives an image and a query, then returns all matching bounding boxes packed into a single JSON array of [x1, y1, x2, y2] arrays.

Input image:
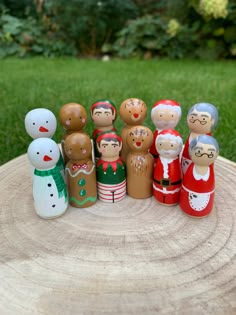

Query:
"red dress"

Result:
[[179, 163, 215, 217], [153, 157, 182, 205]]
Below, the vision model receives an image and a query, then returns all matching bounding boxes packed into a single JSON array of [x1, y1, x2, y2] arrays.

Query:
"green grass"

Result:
[[0, 57, 236, 165]]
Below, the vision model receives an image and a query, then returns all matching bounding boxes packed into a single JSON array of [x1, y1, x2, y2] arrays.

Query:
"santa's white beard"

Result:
[[158, 149, 179, 159], [157, 120, 177, 130]]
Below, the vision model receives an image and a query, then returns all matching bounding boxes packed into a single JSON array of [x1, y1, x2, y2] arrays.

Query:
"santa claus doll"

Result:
[[150, 99, 182, 164], [180, 135, 219, 218], [153, 129, 183, 206], [181, 102, 218, 174]]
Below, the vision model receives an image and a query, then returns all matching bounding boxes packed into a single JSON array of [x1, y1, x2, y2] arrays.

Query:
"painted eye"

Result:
[[132, 139, 135, 141], [171, 144, 173, 147], [142, 139, 144, 142], [203, 118, 206, 120], [69, 118, 71, 121], [37, 152, 39, 154], [33, 122, 35, 125], [50, 150, 52, 152], [129, 111, 131, 114], [80, 116, 82, 119], [46, 121, 48, 123]]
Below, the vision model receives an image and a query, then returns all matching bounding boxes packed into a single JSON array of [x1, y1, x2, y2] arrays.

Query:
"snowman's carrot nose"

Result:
[[39, 126, 49, 132], [43, 155, 52, 161]]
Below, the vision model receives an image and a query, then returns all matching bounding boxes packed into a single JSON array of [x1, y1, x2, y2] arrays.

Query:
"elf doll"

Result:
[[96, 131, 126, 203]]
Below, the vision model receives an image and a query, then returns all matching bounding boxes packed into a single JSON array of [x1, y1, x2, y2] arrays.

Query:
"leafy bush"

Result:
[[45, 0, 139, 56], [0, 0, 36, 18], [113, 0, 236, 59], [0, 0, 235, 59], [113, 15, 196, 59], [0, 8, 76, 58]]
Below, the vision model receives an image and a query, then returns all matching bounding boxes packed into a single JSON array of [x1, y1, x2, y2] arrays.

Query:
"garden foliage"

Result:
[[0, 0, 235, 59]]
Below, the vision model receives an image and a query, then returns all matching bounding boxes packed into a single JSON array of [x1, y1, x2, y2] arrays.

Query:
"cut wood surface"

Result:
[[0, 154, 235, 315]]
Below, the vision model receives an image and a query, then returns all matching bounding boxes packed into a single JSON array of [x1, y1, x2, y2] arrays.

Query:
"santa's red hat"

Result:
[[151, 99, 181, 117], [156, 129, 183, 145]]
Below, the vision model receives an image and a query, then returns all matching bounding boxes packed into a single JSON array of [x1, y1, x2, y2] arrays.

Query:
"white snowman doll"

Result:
[[25, 108, 64, 174], [27, 138, 68, 219]]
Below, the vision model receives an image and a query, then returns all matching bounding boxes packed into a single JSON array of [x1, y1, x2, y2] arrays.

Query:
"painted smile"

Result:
[[132, 113, 140, 120]]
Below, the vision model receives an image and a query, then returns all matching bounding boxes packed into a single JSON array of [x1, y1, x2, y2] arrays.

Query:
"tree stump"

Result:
[[0, 154, 235, 315]]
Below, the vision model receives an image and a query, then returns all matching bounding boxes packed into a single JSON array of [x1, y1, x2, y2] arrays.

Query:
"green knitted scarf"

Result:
[[34, 166, 68, 201]]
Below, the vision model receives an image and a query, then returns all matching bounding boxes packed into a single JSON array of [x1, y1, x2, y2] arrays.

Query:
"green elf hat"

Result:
[[90, 99, 117, 118]]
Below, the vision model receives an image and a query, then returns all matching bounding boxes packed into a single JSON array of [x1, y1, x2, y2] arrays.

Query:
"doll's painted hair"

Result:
[[90, 100, 116, 115], [189, 135, 219, 154], [96, 132, 122, 147], [188, 102, 218, 130]]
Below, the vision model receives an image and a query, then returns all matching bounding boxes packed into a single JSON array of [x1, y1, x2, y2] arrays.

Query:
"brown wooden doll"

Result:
[[90, 99, 117, 159], [119, 98, 147, 162], [64, 133, 97, 208], [126, 126, 154, 199], [59, 103, 88, 164], [180, 135, 219, 217]]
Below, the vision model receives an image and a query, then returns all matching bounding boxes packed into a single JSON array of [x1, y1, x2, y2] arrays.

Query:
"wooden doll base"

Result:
[[1, 154, 236, 314], [36, 207, 68, 220], [181, 208, 213, 219], [156, 201, 178, 207]]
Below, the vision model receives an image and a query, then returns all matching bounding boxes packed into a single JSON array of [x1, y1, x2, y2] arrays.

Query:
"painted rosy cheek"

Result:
[[82, 149, 86, 154], [82, 118, 86, 123], [65, 120, 70, 126]]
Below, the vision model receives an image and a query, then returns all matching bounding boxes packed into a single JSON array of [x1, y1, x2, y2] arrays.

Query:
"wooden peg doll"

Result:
[[181, 102, 218, 174], [25, 108, 57, 139], [153, 129, 183, 206], [96, 131, 126, 203], [149, 99, 181, 163], [64, 133, 97, 208], [27, 138, 68, 219], [119, 98, 147, 162], [126, 126, 154, 199], [59, 103, 88, 164], [90, 99, 117, 159], [180, 135, 219, 217], [25, 108, 65, 175]]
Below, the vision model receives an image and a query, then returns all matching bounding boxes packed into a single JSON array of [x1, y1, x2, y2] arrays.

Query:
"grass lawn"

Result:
[[0, 57, 236, 165]]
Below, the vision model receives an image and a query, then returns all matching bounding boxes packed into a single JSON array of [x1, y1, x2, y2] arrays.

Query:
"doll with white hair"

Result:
[[150, 99, 182, 164], [180, 135, 219, 217], [181, 102, 218, 174], [153, 129, 183, 205]]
